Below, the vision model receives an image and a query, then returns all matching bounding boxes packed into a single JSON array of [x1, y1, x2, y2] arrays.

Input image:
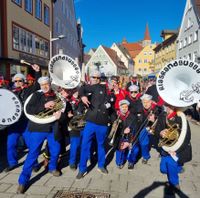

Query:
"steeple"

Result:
[[144, 23, 151, 40]]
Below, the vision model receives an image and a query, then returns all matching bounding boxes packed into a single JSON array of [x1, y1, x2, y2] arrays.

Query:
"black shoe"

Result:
[[16, 184, 25, 194], [49, 170, 61, 177], [76, 171, 87, 179], [142, 159, 148, 164], [117, 164, 124, 169], [32, 166, 40, 173], [69, 164, 77, 171], [128, 163, 134, 170], [97, 167, 108, 175], [4, 165, 17, 172]]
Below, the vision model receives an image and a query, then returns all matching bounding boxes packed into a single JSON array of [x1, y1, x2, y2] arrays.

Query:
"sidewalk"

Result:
[[0, 122, 199, 198]]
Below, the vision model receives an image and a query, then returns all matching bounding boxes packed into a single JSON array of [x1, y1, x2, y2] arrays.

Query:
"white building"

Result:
[[85, 45, 127, 77], [111, 43, 134, 75], [177, 0, 200, 62]]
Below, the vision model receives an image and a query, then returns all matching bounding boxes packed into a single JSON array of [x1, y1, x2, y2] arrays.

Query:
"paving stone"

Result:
[[1, 174, 19, 184], [0, 183, 12, 192], [71, 177, 91, 189], [45, 176, 75, 188], [110, 180, 127, 193], [87, 178, 110, 191], [0, 193, 14, 198], [25, 185, 53, 196]]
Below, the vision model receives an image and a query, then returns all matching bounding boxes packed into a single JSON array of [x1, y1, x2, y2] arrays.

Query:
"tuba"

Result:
[[24, 90, 66, 124], [156, 59, 199, 152], [24, 54, 81, 124], [0, 88, 22, 130]]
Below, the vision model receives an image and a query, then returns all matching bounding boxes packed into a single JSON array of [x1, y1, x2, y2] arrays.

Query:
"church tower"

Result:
[[142, 23, 151, 47]]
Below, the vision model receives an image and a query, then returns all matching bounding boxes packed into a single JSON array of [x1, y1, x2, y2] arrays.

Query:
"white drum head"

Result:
[[0, 89, 22, 125], [156, 59, 200, 107], [49, 54, 81, 89]]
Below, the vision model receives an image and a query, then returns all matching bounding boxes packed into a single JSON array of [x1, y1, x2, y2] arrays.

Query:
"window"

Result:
[[139, 59, 142, 63], [12, 24, 49, 58], [179, 40, 182, 49], [62, 0, 65, 14], [188, 34, 192, 44], [194, 30, 198, 42], [44, 5, 49, 26], [56, 19, 60, 33], [13, 26, 19, 50], [27, 33, 33, 53], [25, 0, 33, 14], [193, 51, 198, 62], [12, 0, 22, 6], [144, 59, 147, 63], [188, 17, 191, 28], [184, 37, 187, 47], [144, 52, 147, 55], [188, 53, 192, 60], [35, 0, 42, 20]]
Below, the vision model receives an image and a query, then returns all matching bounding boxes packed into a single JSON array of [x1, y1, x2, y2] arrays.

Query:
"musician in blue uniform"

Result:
[[76, 70, 115, 179], [5, 64, 41, 172], [17, 77, 62, 194], [154, 103, 192, 191]]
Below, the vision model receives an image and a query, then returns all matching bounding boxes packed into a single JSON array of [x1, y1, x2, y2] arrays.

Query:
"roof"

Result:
[[83, 54, 91, 64], [102, 46, 127, 69], [194, 0, 200, 18], [154, 33, 178, 52], [122, 42, 143, 58], [117, 44, 132, 59]]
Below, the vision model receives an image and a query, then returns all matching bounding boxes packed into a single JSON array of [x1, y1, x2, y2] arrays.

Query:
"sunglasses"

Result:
[[14, 80, 23, 82], [131, 91, 138, 93], [92, 76, 100, 79]]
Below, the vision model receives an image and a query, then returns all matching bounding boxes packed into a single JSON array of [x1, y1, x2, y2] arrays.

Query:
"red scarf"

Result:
[[117, 110, 130, 121], [167, 111, 177, 120], [44, 91, 56, 97]]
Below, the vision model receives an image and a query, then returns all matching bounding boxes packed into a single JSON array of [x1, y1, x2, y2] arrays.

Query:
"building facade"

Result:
[[111, 43, 134, 75], [0, 0, 53, 78], [176, 0, 200, 62], [122, 24, 156, 76], [52, 0, 82, 62], [85, 45, 127, 77], [154, 30, 178, 72]]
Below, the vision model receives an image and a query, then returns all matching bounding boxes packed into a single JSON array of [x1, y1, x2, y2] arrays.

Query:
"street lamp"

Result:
[[50, 31, 67, 59]]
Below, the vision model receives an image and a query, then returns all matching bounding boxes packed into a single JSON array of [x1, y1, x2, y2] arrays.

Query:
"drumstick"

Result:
[[20, 60, 32, 66]]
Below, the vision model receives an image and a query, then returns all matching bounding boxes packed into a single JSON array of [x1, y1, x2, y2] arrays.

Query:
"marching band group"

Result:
[[0, 61, 194, 195]]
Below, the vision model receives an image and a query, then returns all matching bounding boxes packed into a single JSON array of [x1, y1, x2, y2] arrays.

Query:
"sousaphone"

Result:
[[24, 54, 81, 124], [156, 59, 200, 151]]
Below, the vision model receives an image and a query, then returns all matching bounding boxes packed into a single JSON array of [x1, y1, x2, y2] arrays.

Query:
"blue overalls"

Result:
[[78, 121, 108, 173], [18, 128, 60, 186], [160, 154, 182, 186], [138, 128, 151, 160]]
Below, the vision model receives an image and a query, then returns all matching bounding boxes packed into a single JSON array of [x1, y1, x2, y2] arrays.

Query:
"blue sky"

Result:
[[74, 0, 186, 52]]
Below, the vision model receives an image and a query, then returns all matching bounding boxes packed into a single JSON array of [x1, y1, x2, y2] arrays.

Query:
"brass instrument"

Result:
[[108, 115, 122, 146], [36, 97, 64, 118], [158, 124, 180, 148], [68, 113, 86, 131]]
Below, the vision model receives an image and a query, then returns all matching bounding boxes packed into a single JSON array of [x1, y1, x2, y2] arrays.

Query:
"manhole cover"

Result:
[[54, 190, 110, 198]]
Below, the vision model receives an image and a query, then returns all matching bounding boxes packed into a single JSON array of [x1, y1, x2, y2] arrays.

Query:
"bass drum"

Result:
[[0, 89, 22, 130]]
